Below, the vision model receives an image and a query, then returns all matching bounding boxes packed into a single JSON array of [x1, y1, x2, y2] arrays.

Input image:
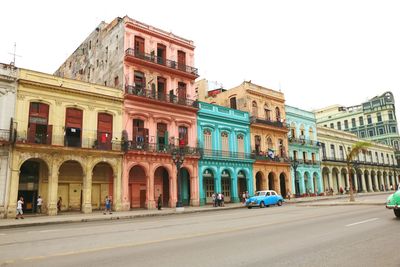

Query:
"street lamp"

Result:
[[291, 158, 300, 197], [172, 147, 185, 209]]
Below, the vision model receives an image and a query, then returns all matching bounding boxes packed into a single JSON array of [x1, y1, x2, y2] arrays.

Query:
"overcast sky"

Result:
[[1, 0, 399, 118]]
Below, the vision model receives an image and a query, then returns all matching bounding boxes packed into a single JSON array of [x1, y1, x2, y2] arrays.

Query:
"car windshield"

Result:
[[255, 192, 266, 196]]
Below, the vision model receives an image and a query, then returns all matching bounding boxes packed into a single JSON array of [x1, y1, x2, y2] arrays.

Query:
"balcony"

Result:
[[250, 116, 287, 129], [18, 131, 121, 151], [125, 48, 199, 78], [289, 157, 321, 166], [200, 149, 253, 160], [321, 156, 397, 168], [123, 141, 199, 156], [0, 129, 10, 143], [125, 85, 198, 108], [251, 151, 290, 163], [288, 137, 320, 147]]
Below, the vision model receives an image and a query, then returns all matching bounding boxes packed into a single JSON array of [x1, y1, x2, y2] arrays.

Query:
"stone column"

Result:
[[113, 162, 122, 211], [373, 174, 379, 192], [6, 168, 20, 218], [328, 172, 334, 192], [191, 174, 200, 206], [214, 171, 221, 194], [47, 161, 59, 216], [121, 158, 130, 211], [360, 173, 367, 192], [82, 165, 92, 214], [353, 173, 359, 192], [367, 173, 373, 192], [300, 171, 306, 195], [337, 172, 343, 192], [147, 171, 155, 209]]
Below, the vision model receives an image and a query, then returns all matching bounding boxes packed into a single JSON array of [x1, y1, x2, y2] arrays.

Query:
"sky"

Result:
[[1, 0, 399, 118]]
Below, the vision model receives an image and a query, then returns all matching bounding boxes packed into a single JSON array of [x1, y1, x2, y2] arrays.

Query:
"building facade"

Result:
[[317, 126, 399, 194], [286, 105, 322, 196], [197, 101, 253, 205], [314, 91, 400, 163], [55, 16, 200, 209], [197, 80, 291, 197], [0, 63, 17, 217], [6, 69, 123, 217]]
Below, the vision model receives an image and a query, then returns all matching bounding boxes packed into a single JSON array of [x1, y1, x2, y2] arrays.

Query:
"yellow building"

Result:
[[197, 80, 291, 196], [6, 69, 123, 217]]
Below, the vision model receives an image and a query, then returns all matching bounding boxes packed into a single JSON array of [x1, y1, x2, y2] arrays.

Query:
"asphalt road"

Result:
[[0, 198, 399, 267]]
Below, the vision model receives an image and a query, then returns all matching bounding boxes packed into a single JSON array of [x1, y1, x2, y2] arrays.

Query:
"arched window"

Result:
[[275, 107, 281, 121], [264, 104, 271, 120], [179, 126, 188, 146], [221, 132, 229, 154], [309, 127, 314, 141], [300, 124, 305, 138], [267, 137, 273, 150], [237, 134, 244, 157], [290, 122, 296, 139], [203, 129, 212, 152], [255, 135, 261, 153], [252, 101, 258, 117]]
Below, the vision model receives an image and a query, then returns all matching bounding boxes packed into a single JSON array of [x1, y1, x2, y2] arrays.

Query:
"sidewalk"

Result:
[[0, 191, 392, 229]]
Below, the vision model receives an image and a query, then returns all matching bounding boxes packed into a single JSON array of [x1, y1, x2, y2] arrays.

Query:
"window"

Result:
[[252, 101, 258, 117], [321, 143, 326, 158], [381, 153, 384, 163], [293, 150, 298, 160], [377, 112, 382, 122], [391, 126, 397, 133], [330, 123, 334, 129], [114, 76, 119, 87], [360, 131, 366, 138], [375, 152, 379, 163], [367, 115, 372, 124], [254, 135, 261, 153], [264, 105, 271, 120], [177, 50, 186, 70], [157, 77, 166, 100], [178, 126, 188, 146], [311, 153, 316, 163], [134, 71, 145, 90], [230, 97, 237, 109], [344, 120, 348, 130], [351, 118, 356, 128], [300, 125, 305, 138], [388, 111, 394, 120], [157, 43, 166, 65], [203, 129, 212, 155], [339, 146, 344, 160], [330, 144, 336, 158], [303, 151, 307, 161], [337, 121, 341, 130], [221, 132, 229, 154], [359, 116, 364, 126], [368, 129, 375, 137], [391, 155, 394, 165], [275, 107, 281, 121], [267, 137, 273, 150], [237, 135, 244, 156], [378, 128, 384, 135], [177, 82, 187, 103], [134, 36, 145, 53]]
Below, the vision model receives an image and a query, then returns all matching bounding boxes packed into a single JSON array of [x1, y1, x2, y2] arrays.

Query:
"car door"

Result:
[[270, 191, 278, 204]]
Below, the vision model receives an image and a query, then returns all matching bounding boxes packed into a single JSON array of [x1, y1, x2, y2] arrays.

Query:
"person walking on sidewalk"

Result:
[[104, 196, 112, 214], [37, 196, 43, 214], [57, 197, 62, 212], [157, 194, 162, 210], [16, 196, 24, 219]]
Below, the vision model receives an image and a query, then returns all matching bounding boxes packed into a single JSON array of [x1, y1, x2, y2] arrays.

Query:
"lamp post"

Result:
[[291, 158, 300, 197], [172, 147, 185, 209]]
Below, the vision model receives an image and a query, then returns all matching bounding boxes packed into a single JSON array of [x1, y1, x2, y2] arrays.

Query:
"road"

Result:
[[0, 196, 398, 267]]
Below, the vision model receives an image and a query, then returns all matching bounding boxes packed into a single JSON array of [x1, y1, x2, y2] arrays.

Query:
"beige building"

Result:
[[197, 80, 291, 197], [6, 69, 123, 217], [317, 126, 399, 194]]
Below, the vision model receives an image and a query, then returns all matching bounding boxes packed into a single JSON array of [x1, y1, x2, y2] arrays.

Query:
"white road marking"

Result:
[[346, 218, 378, 227], [28, 229, 59, 234], [0, 233, 6, 236]]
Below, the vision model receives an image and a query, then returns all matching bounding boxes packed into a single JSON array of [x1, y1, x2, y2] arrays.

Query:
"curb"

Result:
[[298, 202, 385, 207]]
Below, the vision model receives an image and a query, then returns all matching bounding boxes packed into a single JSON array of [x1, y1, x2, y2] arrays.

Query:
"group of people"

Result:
[[241, 191, 250, 204], [212, 192, 225, 207]]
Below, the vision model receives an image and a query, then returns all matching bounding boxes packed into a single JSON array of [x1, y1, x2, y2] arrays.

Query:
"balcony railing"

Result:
[[251, 151, 290, 163], [18, 132, 121, 151], [0, 129, 10, 142], [125, 48, 199, 77], [199, 149, 253, 160], [289, 157, 321, 166], [125, 85, 198, 108], [322, 156, 397, 168], [123, 141, 199, 156], [288, 137, 320, 146], [250, 116, 287, 128]]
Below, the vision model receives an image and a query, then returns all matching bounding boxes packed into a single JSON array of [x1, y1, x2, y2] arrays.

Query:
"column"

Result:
[[199, 168, 205, 206], [114, 163, 122, 211], [82, 164, 92, 214], [353, 173, 359, 192], [6, 168, 20, 218], [191, 173, 200, 206], [328, 172, 334, 192], [367, 173, 373, 192], [337, 172, 343, 192], [231, 172, 239, 203], [300, 172, 306, 195], [147, 170, 155, 209], [373, 174, 379, 192], [214, 171, 221, 194], [47, 161, 59, 216], [360, 173, 367, 192]]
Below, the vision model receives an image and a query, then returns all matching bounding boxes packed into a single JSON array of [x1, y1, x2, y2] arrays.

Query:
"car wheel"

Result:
[[247, 206, 252, 209], [394, 209, 400, 218], [260, 202, 265, 208], [277, 200, 283, 206]]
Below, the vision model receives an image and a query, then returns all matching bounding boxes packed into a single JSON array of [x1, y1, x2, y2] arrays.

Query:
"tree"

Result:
[[345, 141, 371, 202]]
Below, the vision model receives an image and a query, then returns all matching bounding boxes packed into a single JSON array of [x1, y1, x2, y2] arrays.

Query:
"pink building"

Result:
[[55, 16, 200, 209]]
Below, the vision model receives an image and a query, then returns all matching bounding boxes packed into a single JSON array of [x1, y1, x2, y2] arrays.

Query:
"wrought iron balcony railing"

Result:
[[289, 157, 321, 166], [123, 141, 200, 156], [288, 137, 320, 146], [251, 151, 290, 163], [125, 48, 199, 77], [199, 149, 253, 160], [322, 156, 397, 168], [250, 116, 287, 129], [125, 85, 198, 108]]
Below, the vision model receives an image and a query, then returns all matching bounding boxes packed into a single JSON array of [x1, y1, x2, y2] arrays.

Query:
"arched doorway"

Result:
[[255, 171, 264, 191], [356, 169, 363, 192], [237, 170, 247, 196], [304, 172, 311, 195], [154, 166, 170, 207], [58, 160, 84, 211], [221, 170, 231, 202], [268, 172, 276, 191], [92, 162, 114, 210], [322, 167, 330, 191], [202, 169, 214, 205], [129, 165, 146, 209], [364, 170, 370, 192], [181, 168, 191, 206], [279, 173, 287, 197], [341, 168, 348, 190], [332, 168, 340, 193], [18, 159, 49, 213]]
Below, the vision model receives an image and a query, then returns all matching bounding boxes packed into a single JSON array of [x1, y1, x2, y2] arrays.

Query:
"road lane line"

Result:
[[346, 218, 378, 227], [0, 233, 6, 236]]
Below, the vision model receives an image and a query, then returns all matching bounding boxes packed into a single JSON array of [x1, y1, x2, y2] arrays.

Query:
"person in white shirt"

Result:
[[16, 196, 24, 219], [37, 196, 43, 214]]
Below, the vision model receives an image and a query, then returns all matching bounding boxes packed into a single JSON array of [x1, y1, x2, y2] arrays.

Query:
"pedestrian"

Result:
[[286, 190, 291, 200], [57, 197, 62, 212], [241, 192, 246, 204], [104, 196, 112, 214], [212, 193, 216, 207], [221, 193, 225, 207], [16, 196, 24, 219], [245, 191, 249, 200], [339, 187, 344, 195], [37, 195, 43, 214], [217, 193, 222, 207], [157, 194, 162, 210]]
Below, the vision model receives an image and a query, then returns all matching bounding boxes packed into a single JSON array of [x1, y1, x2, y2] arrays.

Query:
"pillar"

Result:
[[47, 161, 59, 216], [231, 172, 239, 203], [367, 173, 373, 192], [360, 173, 367, 192], [147, 171, 155, 209], [82, 165, 92, 214], [113, 163, 122, 211], [6, 168, 20, 218], [328, 172, 334, 192], [373, 174, 379, 192]]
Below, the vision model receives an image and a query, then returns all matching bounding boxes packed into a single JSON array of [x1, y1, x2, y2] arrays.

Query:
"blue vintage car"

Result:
[[246, 190, 284, 209]]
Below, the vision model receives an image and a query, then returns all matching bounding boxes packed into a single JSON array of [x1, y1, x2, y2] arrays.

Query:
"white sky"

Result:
[[1, 0, 399, 119]]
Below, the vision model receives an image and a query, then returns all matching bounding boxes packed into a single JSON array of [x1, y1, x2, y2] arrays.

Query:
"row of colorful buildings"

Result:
[[0, 16, 399, 218]]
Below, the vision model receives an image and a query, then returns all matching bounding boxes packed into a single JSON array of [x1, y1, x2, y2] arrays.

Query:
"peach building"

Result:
[[55, 16, 200, 209]]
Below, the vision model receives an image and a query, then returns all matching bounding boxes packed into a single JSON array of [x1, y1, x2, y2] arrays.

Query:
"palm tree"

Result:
[[345, 141, 371, 202]]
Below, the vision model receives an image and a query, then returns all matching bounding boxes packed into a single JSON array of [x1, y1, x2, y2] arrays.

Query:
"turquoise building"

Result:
[[197, 102, 254, 205], [286, 105, 323, 196]]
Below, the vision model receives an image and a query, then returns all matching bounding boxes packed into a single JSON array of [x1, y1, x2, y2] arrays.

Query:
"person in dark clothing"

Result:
[[158, 194, 162, 210]]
